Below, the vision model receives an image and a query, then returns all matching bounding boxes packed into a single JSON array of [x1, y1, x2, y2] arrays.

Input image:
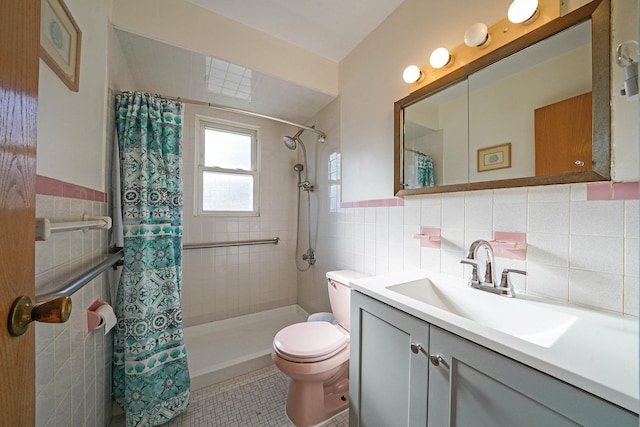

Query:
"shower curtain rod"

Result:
[[157, 94, 326, 139]]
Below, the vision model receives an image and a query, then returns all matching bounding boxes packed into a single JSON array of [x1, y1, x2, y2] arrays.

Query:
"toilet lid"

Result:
[[274, 321, 348, 362]]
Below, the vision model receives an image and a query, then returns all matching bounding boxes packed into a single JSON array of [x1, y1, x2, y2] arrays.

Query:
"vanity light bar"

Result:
[[404, 0, 559, 93]]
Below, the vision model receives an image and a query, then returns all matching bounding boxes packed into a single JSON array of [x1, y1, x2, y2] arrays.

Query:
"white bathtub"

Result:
[[184, 305, 309, 390]]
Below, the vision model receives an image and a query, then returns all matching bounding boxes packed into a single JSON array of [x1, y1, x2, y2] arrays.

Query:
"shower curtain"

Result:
[[113, 91, 190, 426], [415, 152, 435, 187]]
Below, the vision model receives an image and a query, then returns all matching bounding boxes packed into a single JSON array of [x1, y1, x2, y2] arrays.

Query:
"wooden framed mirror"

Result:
[[394, 0, 610, 196]]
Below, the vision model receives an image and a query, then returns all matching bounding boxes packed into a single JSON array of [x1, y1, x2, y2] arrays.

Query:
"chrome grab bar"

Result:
[[183, 237, 279, 250], [35, 249, 124, 303], [34, 237, 279, 303]]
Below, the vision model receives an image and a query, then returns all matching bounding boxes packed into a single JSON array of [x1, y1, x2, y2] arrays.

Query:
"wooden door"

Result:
[[534, 92, 592, 176], [0, 0, 40, 425]]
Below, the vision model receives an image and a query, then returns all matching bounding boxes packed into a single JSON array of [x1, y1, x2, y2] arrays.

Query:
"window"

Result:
[[196, 117, 259, 215], [328, 151, 341, 212]]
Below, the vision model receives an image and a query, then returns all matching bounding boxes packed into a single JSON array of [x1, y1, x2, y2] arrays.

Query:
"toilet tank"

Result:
[[326, 270, 369, 331]]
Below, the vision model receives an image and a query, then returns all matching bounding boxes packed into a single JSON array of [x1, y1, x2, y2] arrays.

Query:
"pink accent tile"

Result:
[[491, 231, 527, 260], [613, 182, 640, 200], [339, 197, 405, 209], [94, 191, 107, 202], [63, 182, 91, 200], [494, 231, 526, 244], [36, 175, 64, 197], [36, 175, 107, 202], [587, 182, 613, 200], [414, 226, 441, 248], [367, 199, 386, 208]]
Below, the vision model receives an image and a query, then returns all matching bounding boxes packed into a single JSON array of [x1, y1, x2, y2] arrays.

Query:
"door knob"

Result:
[[8, 295, 72, 336]]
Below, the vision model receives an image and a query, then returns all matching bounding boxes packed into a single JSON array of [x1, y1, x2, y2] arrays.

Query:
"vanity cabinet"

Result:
[[349, 290, 429, 427], [350, 291, 638, 427]]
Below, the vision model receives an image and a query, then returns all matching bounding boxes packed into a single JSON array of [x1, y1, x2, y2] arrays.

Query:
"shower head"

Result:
[[283, 129, 305, 150], [284, 129, 309, 184], [283, 136, 297, 150]]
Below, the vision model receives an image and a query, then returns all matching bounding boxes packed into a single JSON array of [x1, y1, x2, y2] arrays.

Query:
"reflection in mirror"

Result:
[[394, 0, 609, 196], [403, 80, 468, 189], [468, 21, 592, 183]]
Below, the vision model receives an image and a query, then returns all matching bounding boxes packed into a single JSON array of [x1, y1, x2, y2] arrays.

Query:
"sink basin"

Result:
[[387, 277, 577, 347]]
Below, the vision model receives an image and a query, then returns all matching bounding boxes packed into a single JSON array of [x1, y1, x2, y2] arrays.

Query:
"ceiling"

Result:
[[114, 0, 407, 125], [183, 0, 407, 62], [115, 29, 336, 124]]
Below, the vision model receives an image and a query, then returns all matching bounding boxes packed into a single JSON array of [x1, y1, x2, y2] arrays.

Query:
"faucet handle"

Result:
[[460, 259, 479, 285], [498, 269, 527, 297], [502, 268, 527, 277]]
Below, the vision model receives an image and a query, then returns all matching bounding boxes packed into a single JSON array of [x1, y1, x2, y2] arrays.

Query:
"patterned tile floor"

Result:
[[111, 365, 349, 427]]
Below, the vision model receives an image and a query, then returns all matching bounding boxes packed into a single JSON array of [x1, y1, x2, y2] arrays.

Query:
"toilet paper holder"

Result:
[[87, 299, 110, 331]]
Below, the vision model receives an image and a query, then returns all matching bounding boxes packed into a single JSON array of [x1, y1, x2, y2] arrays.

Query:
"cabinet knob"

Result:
[[575, 160, 585, 166], [410, 343, 428, 356], [430, 354, 444, 366]]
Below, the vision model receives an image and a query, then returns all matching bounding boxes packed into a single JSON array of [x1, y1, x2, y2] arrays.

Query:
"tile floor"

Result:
[[111, 365, 349, 427]]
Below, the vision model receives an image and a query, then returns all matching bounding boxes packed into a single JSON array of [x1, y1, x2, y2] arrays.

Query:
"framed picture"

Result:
[[40, 0, 81, 91], [477, 143, 511, 172]]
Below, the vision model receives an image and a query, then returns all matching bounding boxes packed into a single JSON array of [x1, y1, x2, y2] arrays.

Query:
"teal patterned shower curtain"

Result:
[[114, 92, 190, 426]]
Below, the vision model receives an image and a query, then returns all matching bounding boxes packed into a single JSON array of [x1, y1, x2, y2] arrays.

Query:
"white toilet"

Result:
[[272, 270, 368, 427]]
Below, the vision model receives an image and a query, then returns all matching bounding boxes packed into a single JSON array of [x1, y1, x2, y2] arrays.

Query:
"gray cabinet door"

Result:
[[428, 326, 638, 427], [350, 291, 430, 427]]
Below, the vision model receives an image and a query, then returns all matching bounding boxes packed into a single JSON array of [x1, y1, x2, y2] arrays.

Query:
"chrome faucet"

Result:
[[465, 240, 496, 286], [460, 240, 526, 298]]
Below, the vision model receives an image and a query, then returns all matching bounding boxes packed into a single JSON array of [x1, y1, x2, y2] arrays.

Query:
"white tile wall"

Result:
[[35, 194, 112, 427], [299, 99, 638, 319], [180, 104, 299, 326], [320, 182, 637, 315]]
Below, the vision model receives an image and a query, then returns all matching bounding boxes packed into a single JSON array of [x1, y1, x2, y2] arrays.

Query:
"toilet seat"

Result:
[[274, 321, 348, 363]]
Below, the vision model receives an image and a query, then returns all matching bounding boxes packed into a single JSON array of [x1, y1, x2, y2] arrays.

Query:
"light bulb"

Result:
[[402, 65, 423, 83], [508, 0, 539, 24], [429, 48, 452, 69], [464, 23, 491, 48]]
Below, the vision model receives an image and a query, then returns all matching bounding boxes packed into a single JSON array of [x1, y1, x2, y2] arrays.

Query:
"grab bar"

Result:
[[183, 237, 280, 250], [36, 249, 124, 303], [36, 215, 112, 241], [35, 237, 279, 302]]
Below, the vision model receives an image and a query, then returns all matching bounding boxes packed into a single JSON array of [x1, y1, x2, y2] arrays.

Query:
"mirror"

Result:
[[394, 0, 610, 196]]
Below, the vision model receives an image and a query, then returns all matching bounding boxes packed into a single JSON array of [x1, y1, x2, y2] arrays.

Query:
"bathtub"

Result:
[[184, 305, 309, 390]]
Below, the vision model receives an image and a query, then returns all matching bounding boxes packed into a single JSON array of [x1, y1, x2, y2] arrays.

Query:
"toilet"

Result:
[[272, 270, 369, 427]]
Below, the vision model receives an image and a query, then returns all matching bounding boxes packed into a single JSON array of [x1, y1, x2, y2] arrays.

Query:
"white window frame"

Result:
[[195, 115, 260, 216]]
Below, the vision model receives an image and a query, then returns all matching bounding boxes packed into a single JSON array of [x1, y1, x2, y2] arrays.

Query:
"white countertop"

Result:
[[350, 270, 639, 414]]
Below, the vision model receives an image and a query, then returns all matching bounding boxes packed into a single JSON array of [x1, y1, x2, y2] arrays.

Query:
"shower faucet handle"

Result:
[[302, 248, 317, 265]]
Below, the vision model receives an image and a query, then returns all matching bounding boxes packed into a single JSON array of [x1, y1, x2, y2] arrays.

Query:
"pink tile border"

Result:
[[36, 175, 107, 202], [587, 182, 613, 200], [587, 182, 639, 201], [340, 197, 404, 208], [613, 182, 640, 200]]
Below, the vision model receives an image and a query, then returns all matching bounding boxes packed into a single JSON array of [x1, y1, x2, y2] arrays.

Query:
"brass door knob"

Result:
[[8, 295, 72, 336]]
